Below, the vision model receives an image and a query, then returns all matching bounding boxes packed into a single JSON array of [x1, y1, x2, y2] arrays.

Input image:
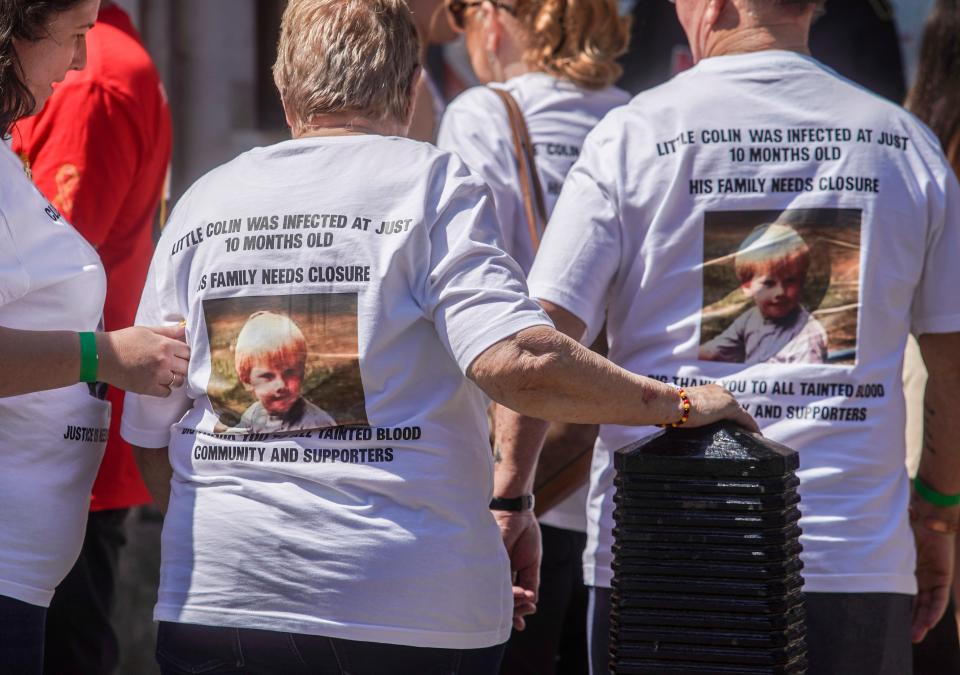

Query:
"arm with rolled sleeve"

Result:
[[421, 150, 756, 629], [490, 117, 627, 496], [418, 158, 553, 373], [463, 126, 625, 626], [492, 121, 624, 626], [415, 156, 550, 629], [487, 127, 623, 487]]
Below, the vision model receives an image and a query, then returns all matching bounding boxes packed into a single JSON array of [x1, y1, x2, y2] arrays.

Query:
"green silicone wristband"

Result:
[[78, 332, 98, 383], [914, 476, 960, 508]]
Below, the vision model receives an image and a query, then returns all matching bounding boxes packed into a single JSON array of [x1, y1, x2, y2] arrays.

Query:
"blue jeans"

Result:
[[0, 594, 47, 675], [156, 622, 506, 675]]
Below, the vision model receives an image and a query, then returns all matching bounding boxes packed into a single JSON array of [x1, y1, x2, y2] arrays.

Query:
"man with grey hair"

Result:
[[501, 0, 960, 672]]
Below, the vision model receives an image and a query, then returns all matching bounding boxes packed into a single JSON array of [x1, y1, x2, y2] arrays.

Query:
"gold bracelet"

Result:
[[658, 387, 691, 428]]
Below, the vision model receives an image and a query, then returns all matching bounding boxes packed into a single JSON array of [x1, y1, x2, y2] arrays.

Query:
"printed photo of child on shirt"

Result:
[[234, 311, 337, 433], [204, 292, 367, 430], [700, 223, 828, 365]]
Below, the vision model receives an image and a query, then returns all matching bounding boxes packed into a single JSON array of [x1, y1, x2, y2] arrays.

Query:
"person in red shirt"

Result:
[[12, 2, 172, 672]]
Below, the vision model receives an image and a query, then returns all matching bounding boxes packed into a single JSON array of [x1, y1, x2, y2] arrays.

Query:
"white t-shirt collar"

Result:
[[693, 49, 825, 74], [250, 132, 385, 155]]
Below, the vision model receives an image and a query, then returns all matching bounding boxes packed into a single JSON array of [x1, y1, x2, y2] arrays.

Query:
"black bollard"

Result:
[[610, 421, 807, 674]]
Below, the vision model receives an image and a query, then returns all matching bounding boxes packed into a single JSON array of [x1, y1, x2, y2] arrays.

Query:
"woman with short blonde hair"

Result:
[[272, 0, 420, 133], [123, 1, 751, 672]]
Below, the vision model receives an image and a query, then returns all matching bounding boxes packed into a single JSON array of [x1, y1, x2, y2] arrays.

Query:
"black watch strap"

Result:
[[489, 495, 535, 512]]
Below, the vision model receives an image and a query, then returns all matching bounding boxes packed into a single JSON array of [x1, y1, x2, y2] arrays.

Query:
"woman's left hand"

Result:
[[97, 325, 190, 397]]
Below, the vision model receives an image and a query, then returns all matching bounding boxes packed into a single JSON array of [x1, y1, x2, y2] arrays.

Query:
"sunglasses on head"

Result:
[[445, 0, 517, 31]]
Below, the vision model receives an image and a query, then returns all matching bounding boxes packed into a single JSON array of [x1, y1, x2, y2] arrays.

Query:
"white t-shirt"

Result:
[[438, 73, 631, 274], [528, 51, 960, 594], [0, 141, 109, 607], [121, 134, 551, 648], [438, 73, 629, 532]]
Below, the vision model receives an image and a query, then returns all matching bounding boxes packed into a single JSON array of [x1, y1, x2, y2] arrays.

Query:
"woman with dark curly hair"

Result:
[[0, 1, 188, 671]]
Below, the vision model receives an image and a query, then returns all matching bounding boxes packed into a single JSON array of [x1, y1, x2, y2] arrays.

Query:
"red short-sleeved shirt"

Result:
[[13, 5, 173, 511]]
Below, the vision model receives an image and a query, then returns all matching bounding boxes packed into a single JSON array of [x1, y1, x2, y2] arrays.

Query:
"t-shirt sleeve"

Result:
[[120, 196, 193, 449], [0, 209, 29, 307], [527, 118, 623, 339], [436, 90, 519, 256], [912, 161, 960, 335], [437, 90, 511, 184], [24, 82, 142, 248], [419, 157, 553, 374]]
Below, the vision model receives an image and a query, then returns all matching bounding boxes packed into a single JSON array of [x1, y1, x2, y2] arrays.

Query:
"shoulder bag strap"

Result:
[[490, 87, 549, 251]]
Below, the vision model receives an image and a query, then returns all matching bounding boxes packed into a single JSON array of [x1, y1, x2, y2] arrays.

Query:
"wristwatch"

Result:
[[489, 495, 535, 512]]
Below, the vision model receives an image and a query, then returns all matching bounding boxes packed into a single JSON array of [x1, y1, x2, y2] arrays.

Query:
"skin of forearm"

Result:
[[132, 446, 173, 515], [916, 332, 960, 500], [0, 327, 82, 397], [471, 325, 680, 427], [493, 405, 550, 498]]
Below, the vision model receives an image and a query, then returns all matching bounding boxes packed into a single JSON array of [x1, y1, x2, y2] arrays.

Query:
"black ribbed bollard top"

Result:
[[610, 421, 807, 675]]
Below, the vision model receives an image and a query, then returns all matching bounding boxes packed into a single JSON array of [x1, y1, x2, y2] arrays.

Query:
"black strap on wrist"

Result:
[[489, 495, 535, 512]]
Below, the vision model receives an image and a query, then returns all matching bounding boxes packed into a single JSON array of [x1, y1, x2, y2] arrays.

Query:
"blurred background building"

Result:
[[114, 0, 290, 200]]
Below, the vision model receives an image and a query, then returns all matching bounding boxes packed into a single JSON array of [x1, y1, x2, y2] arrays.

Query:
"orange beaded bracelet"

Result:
[[658, 387, 691, 428]]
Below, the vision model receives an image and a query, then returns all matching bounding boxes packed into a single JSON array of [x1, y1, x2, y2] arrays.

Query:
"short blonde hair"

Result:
[[515, 0, 630, 90], [734, 224, 810, 284], [234, 311, 307, 384], [272, 0, 420, 131]]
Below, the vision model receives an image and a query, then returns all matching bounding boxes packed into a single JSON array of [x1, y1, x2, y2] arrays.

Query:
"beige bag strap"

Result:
[[491, 87, 549, 251]]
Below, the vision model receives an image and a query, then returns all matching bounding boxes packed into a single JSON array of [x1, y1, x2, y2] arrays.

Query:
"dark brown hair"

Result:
[[0, 0, 86, 134], [514, 0, 630, 90], [906, 0, 960, 167]]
